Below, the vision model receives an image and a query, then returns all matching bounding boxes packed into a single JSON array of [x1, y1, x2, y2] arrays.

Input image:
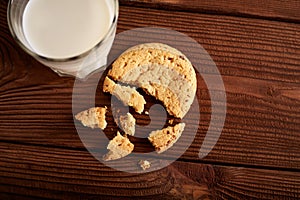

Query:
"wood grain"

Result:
[[1, 143, 300, 199], [0, 142, 210, 199], [1, 0, 300, 198], [1, 3, 299, 169], [120, 0, 300, 23]]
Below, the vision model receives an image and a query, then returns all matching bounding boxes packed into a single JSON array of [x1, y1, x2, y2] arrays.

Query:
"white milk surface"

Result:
[[23, 0, 112, 59]]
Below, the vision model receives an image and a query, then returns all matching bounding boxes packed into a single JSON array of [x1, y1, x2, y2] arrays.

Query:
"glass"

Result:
[[7, 0, 119, 79]]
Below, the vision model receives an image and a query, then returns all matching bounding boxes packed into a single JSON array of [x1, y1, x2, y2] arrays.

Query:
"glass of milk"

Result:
[[7, 0, 118, 79]]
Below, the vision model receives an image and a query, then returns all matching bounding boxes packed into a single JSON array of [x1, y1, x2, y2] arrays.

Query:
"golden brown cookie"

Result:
[[148, 123, 185, 153], [108, 43, 196, 119], [103, 76, 146, 114], [75, 107, 107, 129], [103, 132, 134, 161]]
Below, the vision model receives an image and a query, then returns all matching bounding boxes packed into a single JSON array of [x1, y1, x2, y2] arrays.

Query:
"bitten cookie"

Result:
[[75, 107, 107, 130], [107, 43, 196, 119], [148, 123, 185, 153]]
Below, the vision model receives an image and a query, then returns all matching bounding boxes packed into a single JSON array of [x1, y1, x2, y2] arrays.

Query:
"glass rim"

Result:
[[7, 0, 119, 62]]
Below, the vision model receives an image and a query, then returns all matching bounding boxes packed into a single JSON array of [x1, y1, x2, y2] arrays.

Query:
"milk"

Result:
[[23, 0, 112, 59]]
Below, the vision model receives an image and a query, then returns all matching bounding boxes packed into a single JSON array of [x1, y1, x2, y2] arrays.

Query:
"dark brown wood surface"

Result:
[[1, 0, 300, 199], [120, 0, 300, 23]]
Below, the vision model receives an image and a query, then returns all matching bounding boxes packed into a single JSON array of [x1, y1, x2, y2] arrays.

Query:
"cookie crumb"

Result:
[[139, 160, 151, 170]]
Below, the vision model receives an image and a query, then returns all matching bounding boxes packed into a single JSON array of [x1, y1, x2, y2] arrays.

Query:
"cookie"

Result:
[[108, 43, 196, 118], [118, 112, 136, 136], [103, 76, 146, 114], [103, 132, 134, 161], [75, 107, 107, 129], [148, 123, 185, 153]]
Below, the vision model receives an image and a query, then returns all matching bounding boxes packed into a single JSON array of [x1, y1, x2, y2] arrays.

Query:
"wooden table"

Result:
[[1, 0, 300, 199]]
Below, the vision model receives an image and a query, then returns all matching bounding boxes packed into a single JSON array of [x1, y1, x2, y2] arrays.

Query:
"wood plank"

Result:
[[1, 3, 300, 169], [1, 142, 300, 199], [120, 0, 300, 23], [0, 142, 210, 199], [113, 6, 300, 169]]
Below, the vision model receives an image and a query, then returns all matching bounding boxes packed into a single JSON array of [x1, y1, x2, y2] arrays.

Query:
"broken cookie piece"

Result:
[[103, 132, 134, 161], [139, 160, 151, 171], [148, 123, 185, 154], [119, 112, 136, 136], [75, 107, 107, 129], [103, 76, 146, 114]]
